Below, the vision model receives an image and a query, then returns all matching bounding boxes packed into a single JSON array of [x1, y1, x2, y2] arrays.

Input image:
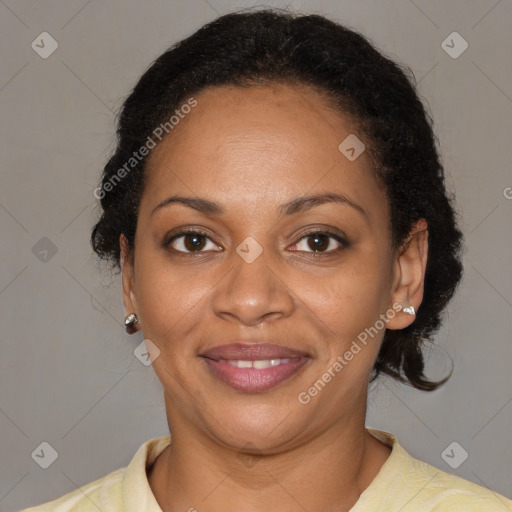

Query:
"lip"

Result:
[[200, 342, 309, 361], [200, 343, 311, 392]]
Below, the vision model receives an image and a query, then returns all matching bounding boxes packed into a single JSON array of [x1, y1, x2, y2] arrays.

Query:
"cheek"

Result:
[[304, 251, 391, 342], [133, 252, 212, 347]]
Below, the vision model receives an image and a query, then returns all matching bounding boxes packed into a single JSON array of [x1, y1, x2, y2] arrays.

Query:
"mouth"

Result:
[[200, 343, 311, 392]]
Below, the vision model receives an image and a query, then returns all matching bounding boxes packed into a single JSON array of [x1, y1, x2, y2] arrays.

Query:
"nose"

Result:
[[211, 245, 295, 327]]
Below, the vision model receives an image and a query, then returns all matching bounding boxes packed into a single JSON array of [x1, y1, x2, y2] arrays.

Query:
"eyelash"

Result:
[[164, 229, 348, 256]]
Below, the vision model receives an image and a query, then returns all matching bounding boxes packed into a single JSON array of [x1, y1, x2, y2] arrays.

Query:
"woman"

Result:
[[22, 9, 512, 512]]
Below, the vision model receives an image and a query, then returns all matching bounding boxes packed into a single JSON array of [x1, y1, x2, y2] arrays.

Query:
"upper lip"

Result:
[[200, 343, 310, 361]]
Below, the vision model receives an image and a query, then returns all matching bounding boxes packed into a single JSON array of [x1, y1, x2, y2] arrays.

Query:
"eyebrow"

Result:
[[151, 193, 368, 219]]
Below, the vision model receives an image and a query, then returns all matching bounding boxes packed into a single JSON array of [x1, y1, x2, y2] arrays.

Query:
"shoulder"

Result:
[[19, 434, 171, 512], [19, 467, 125, 512], [364, 428, 512, 511], [407, 458, 512, 511]]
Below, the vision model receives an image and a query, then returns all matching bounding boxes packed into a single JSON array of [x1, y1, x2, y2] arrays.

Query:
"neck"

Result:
[[147, 418, 391, 512]]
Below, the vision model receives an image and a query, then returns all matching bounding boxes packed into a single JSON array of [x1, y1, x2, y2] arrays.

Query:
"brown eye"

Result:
[[167, 231, 219, 253], [307, 233, 330, 252], [291, 231, 347, 254], [183, 233, 207, 251]]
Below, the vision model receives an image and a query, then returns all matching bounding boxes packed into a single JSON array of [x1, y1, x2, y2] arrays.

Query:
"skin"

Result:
[[120, 82, 428, 512]]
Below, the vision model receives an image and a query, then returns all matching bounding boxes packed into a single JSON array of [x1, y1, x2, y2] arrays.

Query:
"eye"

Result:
[[165, 230, 220, 253], [290, 230, 347, 254], [164, 229, 348, 255]]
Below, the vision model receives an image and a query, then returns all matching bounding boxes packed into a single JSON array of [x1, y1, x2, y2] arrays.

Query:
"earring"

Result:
[[124, 313, 139, 334], [402, 305, 416, 316]]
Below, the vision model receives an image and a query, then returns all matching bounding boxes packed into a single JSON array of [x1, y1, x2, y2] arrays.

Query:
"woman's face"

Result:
[[122, 83, 422, 452]]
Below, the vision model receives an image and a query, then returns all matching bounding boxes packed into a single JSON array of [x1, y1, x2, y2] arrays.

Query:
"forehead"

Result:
[[141, 83, 386, 223], [148, 82, 349, 165]]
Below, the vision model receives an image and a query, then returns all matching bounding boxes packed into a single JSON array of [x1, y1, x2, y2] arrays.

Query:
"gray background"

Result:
[[1, 0, 511, 510]]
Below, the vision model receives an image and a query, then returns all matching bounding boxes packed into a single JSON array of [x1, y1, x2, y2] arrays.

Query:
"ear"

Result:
[[385, 219, 428, 330], [120, 234, 139, 319]]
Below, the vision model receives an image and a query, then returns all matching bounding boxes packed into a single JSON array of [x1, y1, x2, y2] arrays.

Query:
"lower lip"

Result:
[[202, 357, 310, 392]]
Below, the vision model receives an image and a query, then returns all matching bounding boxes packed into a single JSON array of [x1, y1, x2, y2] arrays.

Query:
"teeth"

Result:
[[225, 358, 292, 369], [253, 360, 271, 369]]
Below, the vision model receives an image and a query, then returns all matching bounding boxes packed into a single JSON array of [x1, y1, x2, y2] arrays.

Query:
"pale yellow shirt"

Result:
[[20, 428, 512, 511]]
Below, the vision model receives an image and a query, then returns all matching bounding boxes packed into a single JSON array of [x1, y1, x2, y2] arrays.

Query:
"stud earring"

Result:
[[124, 313, 139, 334], [402, 305, 416, 316]]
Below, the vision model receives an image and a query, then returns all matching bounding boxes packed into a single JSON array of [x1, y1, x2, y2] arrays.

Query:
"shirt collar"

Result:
[[121, 428, 399, 512], [123, 434, 171, 512]]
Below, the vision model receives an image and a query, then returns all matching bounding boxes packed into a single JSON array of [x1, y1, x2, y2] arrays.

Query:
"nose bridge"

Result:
[[211, 238, 294, 325], [234, 239, 273, 289]]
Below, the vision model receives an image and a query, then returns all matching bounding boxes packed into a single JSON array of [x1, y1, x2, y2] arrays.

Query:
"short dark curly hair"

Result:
[[91, 9, 464, 391]]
